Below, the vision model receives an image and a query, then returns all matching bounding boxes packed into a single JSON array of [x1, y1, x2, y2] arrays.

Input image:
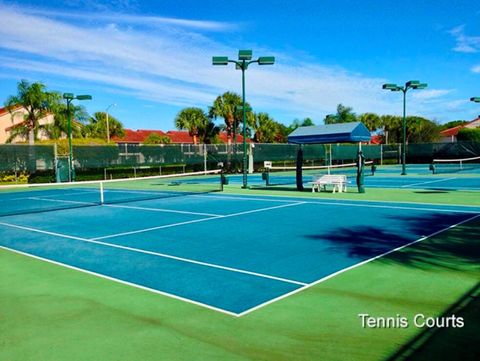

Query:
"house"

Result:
[[440, 116, 480, 142], [0, 105, 54, 144]]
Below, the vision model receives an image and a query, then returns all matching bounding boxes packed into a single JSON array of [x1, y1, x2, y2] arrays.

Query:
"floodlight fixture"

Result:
[[258, 56, 275, 65], [238, 50, 253, 60], [406, 80, 420, 88], [76, 95, 92, 100], [382, 83, 399, 90], [212, 56, 229, 65], [470, 97, 480, 103], [63, 93, 74, 100]]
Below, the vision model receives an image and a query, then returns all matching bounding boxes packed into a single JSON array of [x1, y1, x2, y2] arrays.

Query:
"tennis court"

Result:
[[1, 171, 479, 316]]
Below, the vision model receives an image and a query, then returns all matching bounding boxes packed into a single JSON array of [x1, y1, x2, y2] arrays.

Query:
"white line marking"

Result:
[[301, 200, 479, 214], [28, 197, 97, 206], [93, 202, 306, 240], [400, 177, 457, 188], [103, 203, 223, 217], [0, 245, 239, 317], [191, 193, 301, 203], [0, 221, 89, 241], [237, 213, 480, 317]]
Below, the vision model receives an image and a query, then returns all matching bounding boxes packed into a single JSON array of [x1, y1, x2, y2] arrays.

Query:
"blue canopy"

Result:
[[288, 122, 371, 144]]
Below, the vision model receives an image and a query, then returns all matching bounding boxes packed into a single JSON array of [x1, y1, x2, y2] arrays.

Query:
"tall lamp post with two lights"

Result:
[[63, 93, 92, 182], [212, 50, 275, 188], [382, 80, 427, 175]]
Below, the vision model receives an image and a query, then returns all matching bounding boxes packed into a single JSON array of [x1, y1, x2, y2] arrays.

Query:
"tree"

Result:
[[174, 107, 210, 145], [440, 120, 469, 130], [4, 80, 60, 144], [287, 117, 316, 133], [457, 128, 480, 142], [405, 116, 440, 143], [209, 92, 253, 145], [143, 133, 171, 144], [253, 112, 285, 143], [43, 99, 87, 140], [324, 104, 357, 124], [82, 111, 125, 140], [359, 112, 381, 131]]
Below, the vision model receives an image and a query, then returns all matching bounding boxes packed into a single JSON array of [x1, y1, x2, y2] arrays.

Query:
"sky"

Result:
[[0, 0, 479, 131]]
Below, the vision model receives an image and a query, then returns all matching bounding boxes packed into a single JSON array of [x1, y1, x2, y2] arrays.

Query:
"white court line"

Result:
[[400, 177, 457, 188], [300, 200, 480, 214], [192, 193, 302, 203], [0, 245, 238, 317], [28, 197, 96, 206], [93, 202, 306, 241], [104, 204, 222, 217], [0, 221, 88, 241], [237, 213, 480, 317], [0, 220, 306, 287]]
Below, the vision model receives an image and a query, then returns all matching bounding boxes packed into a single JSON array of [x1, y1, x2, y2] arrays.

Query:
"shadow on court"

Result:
[[307, 213, 480, 360], [305, 212, 480, 271], [385, 282, 480, 361]]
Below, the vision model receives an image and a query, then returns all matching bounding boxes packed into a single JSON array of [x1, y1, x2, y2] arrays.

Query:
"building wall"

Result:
[[0, 107, 54, 144]]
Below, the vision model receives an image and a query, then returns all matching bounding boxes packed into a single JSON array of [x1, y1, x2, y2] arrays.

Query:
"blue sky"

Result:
[[0, 0, 479, 131]]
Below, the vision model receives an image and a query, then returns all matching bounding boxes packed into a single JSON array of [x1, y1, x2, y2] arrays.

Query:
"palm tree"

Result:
[[254, 112, 281, 143], [359, 113, 381, 131], [174, 107, 209, 145], [82, 112, 125, 140], [209, 92, 243, 145], [4, 80, 59, 144]]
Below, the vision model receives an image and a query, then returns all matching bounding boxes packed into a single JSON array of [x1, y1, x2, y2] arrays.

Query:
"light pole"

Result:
[[63, 93, 92, 182], [106, 103, 116, 143], [382, 80, 427, 175], [213, 50, 275, 188]]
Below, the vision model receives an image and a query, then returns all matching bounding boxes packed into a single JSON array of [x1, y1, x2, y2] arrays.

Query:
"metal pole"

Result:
[[106, 111, 110, 144], [67, 99, 73, 182], [402, 89, 407, 175], [242, 62, 248, 189]]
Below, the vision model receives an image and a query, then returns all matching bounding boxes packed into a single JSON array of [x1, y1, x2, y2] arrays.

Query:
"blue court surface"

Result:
[[1, 191, 479, 316]]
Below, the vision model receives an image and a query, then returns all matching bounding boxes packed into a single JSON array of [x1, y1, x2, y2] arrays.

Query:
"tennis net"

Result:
[[431, 155, 480, 174], [0, 169, 223, 217], [264, 161, 374, 186]]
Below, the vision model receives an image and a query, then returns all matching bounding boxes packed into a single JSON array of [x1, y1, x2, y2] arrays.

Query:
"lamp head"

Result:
[[212, 56, 228, 65], [63, 93, 74, 100], [470, 97, 480, 103], [258, 56, 275, 65], [382, 83, 400, 91], [238, 50, 252, 61], [76, 95, 92, 100]]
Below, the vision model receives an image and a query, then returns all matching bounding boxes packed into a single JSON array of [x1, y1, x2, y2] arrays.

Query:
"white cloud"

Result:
[[449, 25, 480, 53], [411, 89, 452, 100], [472, 64, 480, 73], [0, 3, 438, 123]]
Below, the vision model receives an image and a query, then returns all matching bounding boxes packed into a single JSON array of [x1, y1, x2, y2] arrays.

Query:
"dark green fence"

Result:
[[0, 142, 478, 182]]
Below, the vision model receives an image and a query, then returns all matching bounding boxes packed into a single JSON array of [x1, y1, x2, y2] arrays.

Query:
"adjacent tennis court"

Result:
[[1, 172, 479, 316]]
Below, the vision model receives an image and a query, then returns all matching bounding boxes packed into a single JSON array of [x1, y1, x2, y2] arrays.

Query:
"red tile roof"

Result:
[[112, 129, 167, 143], [440, 117, 480, 137], [166, 131, 194, 143], [115, 129, 251, 144]]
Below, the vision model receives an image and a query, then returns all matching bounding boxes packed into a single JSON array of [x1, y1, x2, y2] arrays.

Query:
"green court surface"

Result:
[[1, 183, 479, 360]]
